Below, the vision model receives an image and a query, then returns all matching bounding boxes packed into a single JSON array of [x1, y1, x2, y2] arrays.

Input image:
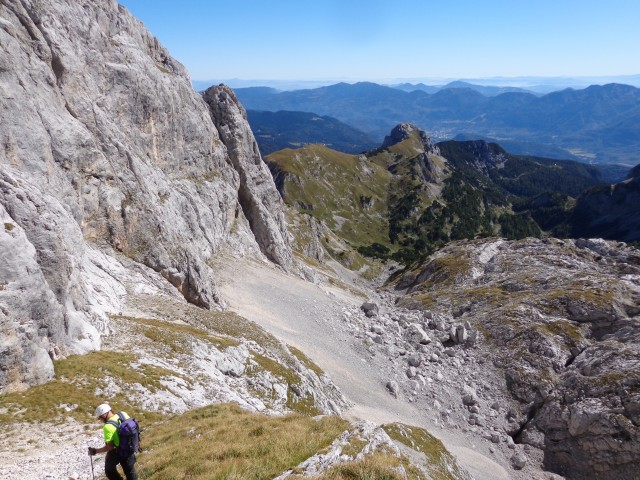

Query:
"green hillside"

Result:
[[267, 125, 609, 267], [267, 144, 392, 248]]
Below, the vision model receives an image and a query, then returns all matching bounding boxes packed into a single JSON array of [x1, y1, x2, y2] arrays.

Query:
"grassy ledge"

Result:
[[0, 350, 165, 425], [383, 423, 466, 480], [138, 403, 348, 480]]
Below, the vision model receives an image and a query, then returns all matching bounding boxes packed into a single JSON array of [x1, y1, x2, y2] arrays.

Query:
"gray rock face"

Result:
[[1, 203, 61, 390], [0, 0, 291, 391], [203, 85, 292, 269], [396, 238, 640, 479], [361, 302, 379, 317]]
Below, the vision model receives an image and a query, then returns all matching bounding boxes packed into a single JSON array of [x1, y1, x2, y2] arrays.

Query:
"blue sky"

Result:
[[119, 0, 640, 83]]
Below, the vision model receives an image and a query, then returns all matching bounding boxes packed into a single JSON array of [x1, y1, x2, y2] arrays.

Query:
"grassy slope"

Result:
[[139, 403, 464, 480], [267, 144, 391, 248], [269, 132, 616, 269], [267, 134, 453, 264], [139, 403, 348, 479], [0, 303, 468, 479]]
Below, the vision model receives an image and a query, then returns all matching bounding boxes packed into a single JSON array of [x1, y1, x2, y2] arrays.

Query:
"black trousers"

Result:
[[105, 449, 138, 480]]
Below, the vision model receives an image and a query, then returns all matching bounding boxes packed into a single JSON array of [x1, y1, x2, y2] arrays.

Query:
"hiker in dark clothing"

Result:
[[88, 403, 139, 480]]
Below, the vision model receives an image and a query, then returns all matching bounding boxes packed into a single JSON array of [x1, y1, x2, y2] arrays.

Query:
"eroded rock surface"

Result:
[[394, 238, 640, 479], [203, 85, 293, 269], [0, 0, 291, 391]]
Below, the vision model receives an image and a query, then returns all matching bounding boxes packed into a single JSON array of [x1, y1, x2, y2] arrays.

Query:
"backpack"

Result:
[[107, 412, 140, 458]]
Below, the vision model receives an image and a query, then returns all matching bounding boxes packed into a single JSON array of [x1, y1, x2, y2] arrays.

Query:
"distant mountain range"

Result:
[[246, 110, 377, 155], [391, 81, 535, 96], [193, 75, 640, 94], [234, 82, 640, 166]]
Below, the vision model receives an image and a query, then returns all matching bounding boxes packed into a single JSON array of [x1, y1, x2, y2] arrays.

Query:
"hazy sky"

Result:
[[119, 0, 640, 82]]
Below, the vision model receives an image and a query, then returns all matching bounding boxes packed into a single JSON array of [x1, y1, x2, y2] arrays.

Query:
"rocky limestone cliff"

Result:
[[0, 0, 291, 392], [382, 122, 440, 155], [203, 85, 293, 268], [395, 238, 640, 479]]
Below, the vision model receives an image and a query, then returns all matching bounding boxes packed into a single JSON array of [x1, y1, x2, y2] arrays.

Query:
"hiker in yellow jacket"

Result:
[[88, 403, 138, 480]]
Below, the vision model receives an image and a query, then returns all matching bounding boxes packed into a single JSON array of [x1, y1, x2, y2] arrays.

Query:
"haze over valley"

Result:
[[233, 81, 640, 169]]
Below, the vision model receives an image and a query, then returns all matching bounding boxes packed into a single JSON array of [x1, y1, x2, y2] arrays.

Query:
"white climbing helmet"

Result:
[[95, 403, 111, 418]]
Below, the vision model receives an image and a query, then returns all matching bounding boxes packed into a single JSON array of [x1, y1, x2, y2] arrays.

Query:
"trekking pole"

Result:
[[89, 452, 95, 480]]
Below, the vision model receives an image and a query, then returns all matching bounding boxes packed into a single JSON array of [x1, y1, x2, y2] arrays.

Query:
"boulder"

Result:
[[407, 353, 422, 367], [214, 356, 246, 377], [404, 323, 431, 345], [519, 426, 545, 449], [462, 392, 479, 406], [361, 302, 379, 318], [510, 452, 527, 470], [449, 324, 468, 344], [386, 380, 399, 398], [371, 325, 385, 335]]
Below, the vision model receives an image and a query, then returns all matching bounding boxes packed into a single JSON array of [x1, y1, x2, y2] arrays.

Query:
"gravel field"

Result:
[[2, 253, 560, 480], [216, 256, 543, 480]]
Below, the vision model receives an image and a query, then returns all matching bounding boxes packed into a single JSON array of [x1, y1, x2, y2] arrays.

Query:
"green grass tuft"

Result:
[[249, 352, 322, 416], [383, 423, 464, 480], [311, 452, 409, 479], [138, 403, 348, 480], [0, 351, 165, 425]]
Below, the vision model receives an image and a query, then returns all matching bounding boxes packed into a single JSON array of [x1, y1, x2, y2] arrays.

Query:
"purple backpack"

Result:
[[107, 412, 140, 458]]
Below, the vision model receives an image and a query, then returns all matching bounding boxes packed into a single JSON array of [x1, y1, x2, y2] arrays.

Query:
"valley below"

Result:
[[215, 254, 514, 480], [5, 236, 638, 480], [215, 237, 640, 480]]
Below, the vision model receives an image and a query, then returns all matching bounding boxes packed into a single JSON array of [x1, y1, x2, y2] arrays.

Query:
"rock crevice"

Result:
[[203, 85, 293, 270]]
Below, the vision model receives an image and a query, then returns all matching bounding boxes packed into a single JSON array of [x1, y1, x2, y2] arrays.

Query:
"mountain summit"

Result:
[[382, 122, 439, 152]]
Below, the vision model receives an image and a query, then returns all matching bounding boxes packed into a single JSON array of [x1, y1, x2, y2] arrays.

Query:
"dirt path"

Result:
[[216, 256, 512, 480]]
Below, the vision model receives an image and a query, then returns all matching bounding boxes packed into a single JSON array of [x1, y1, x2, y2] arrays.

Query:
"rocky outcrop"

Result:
[[395, 238, 640, 479], [273, 419, 472, 480], [203, 85, 293, 269], [1, 201, 65, 391], [0, 0, 291, 391], [382, 122, 440, 155]]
